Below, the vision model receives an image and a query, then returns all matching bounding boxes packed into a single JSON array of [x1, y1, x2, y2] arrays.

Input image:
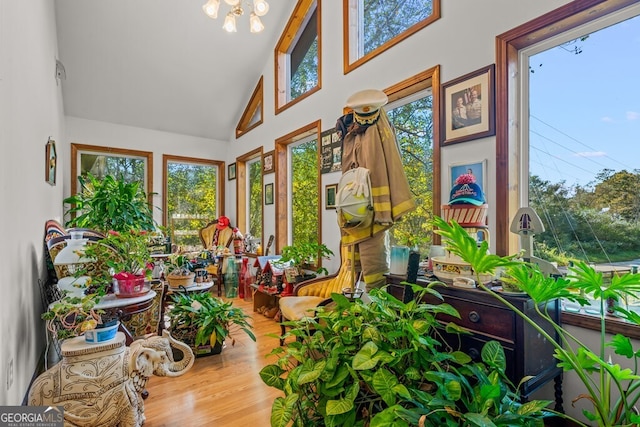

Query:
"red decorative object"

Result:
[[113, 273, 150, 298]]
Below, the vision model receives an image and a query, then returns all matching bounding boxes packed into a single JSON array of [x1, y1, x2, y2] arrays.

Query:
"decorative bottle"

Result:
[[225, 256, 239, 298], [242, 258, 253, 302], [238, 258, 247, 299]]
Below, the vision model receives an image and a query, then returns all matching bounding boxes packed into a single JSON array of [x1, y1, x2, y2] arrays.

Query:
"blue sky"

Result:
[[529, 12, 640, 189]]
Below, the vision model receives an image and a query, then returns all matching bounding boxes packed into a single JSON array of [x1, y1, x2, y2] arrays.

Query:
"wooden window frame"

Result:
[[343, 0, 441, 75], [235, 76, 264, 139], [274, 0, 322, 115], [274, 121, 322, 254], [236, 147, 264, 247]]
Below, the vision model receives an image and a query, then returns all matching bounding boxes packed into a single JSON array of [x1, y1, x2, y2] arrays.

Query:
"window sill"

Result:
[[561, 311, 640, 340]]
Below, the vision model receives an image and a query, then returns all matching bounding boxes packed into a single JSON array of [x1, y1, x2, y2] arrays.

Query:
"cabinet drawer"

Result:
[[437, 298, 515, 342]]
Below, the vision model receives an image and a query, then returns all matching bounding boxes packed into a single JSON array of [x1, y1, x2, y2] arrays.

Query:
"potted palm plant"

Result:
[[167, 291, 255, 356], [434, 216, 640, 427]]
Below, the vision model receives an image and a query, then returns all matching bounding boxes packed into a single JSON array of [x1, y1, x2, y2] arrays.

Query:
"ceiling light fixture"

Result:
[[202, 0, 269, 33]]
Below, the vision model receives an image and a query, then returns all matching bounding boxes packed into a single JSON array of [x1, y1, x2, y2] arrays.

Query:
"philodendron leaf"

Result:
[[517, 399, 553, 415], [353, 341, 380, 370], [481, 341, 506, 373], [259, 365, 286, 390], [373, 368, 399, 406], [607, 333, 634, 358], [298, 359, 326, 384], [325, 364, 350, 389], [270, 394, 298, 427], [326, 383, 359, 415]]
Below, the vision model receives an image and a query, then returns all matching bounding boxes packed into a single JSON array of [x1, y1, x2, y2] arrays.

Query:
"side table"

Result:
[[94, 291, 157, 345]]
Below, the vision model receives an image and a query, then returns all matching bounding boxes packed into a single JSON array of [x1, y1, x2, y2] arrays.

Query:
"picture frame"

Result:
[[448, 160, 487, 198], [262, 150, 275, 174], [228, 162, 236, 180], [325, 184, 337, 209], [320, 128, 342, 174], [45, 138, 57, 186], [264, 183, 274, 205], [441, 64, 495, 146]]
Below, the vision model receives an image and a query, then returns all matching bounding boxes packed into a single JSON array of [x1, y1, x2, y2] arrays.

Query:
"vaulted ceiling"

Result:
[[54, 0, 296, 141]]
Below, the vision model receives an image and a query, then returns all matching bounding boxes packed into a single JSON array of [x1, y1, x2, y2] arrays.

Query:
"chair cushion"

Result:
[[279, 296, 326, 321]]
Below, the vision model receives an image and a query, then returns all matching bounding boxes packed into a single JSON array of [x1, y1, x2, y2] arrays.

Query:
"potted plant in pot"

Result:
[[64, 173, 157, 233], [261, 287, 551, 426], [167, 291, 255, 356], [165, 254, 196, 289], [275, 241, 334, 282], [434, 216, 640, 427], [42, 293, 117, 341]]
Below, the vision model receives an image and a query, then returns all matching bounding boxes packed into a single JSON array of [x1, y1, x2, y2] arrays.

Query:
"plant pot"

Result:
[[84, 321, 119, 344], [114, 275, 150, 298], [167, 272, 195, 289]]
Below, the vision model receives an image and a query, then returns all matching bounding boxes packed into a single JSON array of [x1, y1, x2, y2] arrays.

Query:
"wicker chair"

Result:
[[278, 245, 355, 345]]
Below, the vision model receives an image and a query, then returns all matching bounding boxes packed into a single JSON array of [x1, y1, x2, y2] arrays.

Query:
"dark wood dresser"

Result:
[[386, 275, 563, 410]]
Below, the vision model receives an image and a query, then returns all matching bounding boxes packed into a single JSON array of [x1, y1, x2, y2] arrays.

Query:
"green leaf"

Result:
[[326, 383, 359, 415], [464, 412, 497, 427], [482, 341, 506, 372], [259, 365, 286, 390], [352, 341, 380, 370], [298, 359, 326, 385], [270, 394, 298, 427], [372, 368, 399, 406], [607, 333, 634, 358]]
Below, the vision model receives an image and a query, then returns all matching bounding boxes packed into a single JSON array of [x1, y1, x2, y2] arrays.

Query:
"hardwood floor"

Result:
[[144, 297, 283, 427]]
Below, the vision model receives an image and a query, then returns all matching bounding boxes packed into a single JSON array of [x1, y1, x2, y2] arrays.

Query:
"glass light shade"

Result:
[[253, 0, 269, 17], [249, 13, 264, 33], [223, 13, 237, 32], [54, 233, 94, 266], [202, 0, 220, 19], [224, 0, 240, 5]]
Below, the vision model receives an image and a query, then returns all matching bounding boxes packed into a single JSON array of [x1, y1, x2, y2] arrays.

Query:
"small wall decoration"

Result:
[[45, 138, 57, 186], [228, 163, 236, 180], [441, 64, 495, 146], [320, 128, 342, 174], [264, 183, 274, 205], [448, 160, 487, 197], [325, 184, 337, 209], [262, 150, 275, 174]]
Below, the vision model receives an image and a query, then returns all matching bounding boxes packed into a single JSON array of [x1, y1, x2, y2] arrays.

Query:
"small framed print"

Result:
[[265, 183, 274, 205], [449, 160, 487, 196], [45, 138, 57, 186], [325, 184, 337, 209], [441, 64, 495, 146], [228, 163, 236, 180], [262, 150, 275, 174]]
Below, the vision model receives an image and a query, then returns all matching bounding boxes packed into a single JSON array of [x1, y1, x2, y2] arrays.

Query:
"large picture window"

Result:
[[70, 144, 152, 201], [343, 0, 440, 74], [163, 155, 223, 252]]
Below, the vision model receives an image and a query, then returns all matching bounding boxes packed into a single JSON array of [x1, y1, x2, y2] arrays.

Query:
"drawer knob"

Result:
[[468, 311, 480, 323], [468, 348, 480, 360]]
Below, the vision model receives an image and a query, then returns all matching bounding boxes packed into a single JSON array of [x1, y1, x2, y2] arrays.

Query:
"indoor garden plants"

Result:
[[260, 286, 551, 427], [275, 241, 334, 280], [167, 291, 255, 356], [434, 216, 640, 427]]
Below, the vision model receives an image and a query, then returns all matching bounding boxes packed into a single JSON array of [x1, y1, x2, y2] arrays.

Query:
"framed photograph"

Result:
[[325, 184, 337, 209], [228, 163, 236, 180], [448, 160, 487, 196], [45, 138, 57, 186], [441, 64, 495, 146], [264, 183, 274, 205], [262, 150, 275, 174], [320, 128, 342, 174]]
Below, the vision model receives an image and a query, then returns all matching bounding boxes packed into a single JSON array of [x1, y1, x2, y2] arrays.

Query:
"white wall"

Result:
[[0, 0, 66, 405]]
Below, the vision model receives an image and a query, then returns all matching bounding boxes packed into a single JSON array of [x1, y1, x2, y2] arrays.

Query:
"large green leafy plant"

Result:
[[64, 173, 156, 233], [168, 292, 255, 348], [434, 216, 640, 427], [260, 287, 550, 427], [276, 242, 334, 276]]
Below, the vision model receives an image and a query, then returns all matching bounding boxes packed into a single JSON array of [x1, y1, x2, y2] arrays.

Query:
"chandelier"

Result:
[[202, 0, 270, 33]]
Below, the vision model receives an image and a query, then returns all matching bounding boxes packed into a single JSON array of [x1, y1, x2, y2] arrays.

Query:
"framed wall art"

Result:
[[228, 162, 236, 180], [45, 138, 57, 186], [264, 183, 274, 205], [325, 183, 337, 209], [448, 159, 487, 196], [441, 64, 495, 146], [262, 150, 275, 174], [320, 128, 342, 174]]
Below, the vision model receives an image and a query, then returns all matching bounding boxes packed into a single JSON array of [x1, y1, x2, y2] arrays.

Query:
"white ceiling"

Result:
[[54, 0, 295, 141]]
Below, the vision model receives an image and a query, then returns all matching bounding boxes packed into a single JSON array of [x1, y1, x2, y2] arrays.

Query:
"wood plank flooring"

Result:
[[143, 297, 283, 427]]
